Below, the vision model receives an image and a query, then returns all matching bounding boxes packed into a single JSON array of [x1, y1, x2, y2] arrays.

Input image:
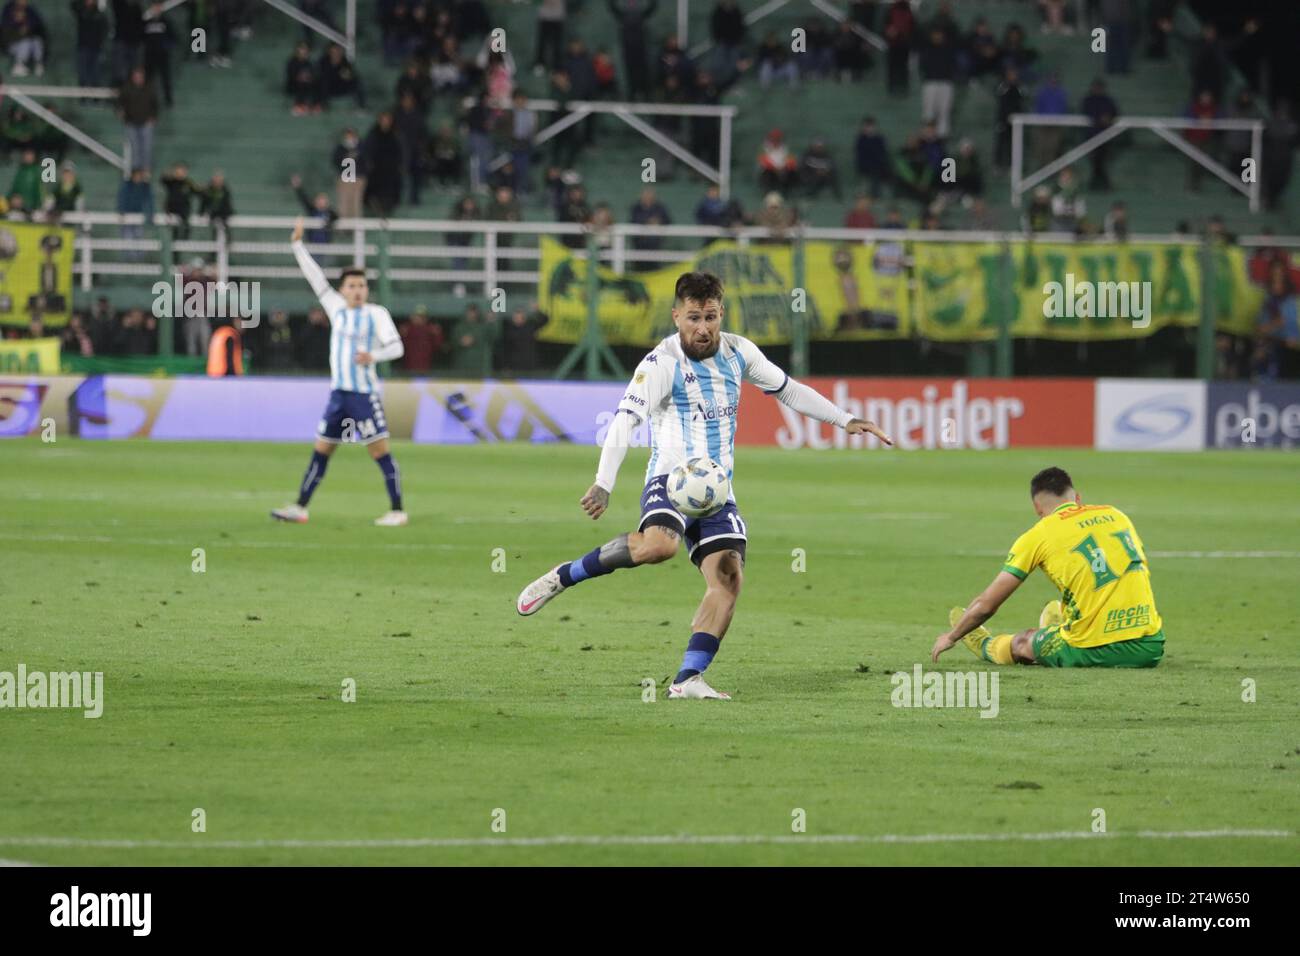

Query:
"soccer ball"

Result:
[[667, 457, 730, 518]]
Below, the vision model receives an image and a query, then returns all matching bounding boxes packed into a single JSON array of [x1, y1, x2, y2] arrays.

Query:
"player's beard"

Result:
[[679, 330, 719, 360]]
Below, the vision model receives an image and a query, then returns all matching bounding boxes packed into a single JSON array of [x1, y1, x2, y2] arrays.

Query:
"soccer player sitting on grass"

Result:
[[932, 467, 1165, 668]]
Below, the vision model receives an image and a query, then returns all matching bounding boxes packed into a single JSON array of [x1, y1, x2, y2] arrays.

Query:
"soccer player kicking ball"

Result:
[[932, 467, 1165, 668], [271, 218, 408, 526], [516, 271, 893, 699]]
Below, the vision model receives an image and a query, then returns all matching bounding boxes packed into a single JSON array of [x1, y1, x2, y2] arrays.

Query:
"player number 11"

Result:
[[1071, 531, 1143, 589]]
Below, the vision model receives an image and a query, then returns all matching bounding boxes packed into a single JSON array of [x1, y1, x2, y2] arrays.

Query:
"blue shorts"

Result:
[[318, 389, 389, 444], [638, 474, 747, 568]]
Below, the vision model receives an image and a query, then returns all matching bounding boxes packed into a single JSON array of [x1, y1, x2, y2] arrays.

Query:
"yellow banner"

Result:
[[536, 237, 912, 346], [538, 237, 1263, 345], [913, 241, 1263, 341], [0, 222, 75, 328], [0, 336, 60, 373]]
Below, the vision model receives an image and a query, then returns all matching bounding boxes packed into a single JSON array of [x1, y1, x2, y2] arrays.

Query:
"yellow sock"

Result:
[[985, 633, 1014, 665]]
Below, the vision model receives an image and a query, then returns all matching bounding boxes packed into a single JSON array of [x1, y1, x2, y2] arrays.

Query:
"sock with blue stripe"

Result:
[[674, 632, 720, 685], [296, 450, 329, 506], [556, 533, 634, 588], [375, 453, 403, 510]]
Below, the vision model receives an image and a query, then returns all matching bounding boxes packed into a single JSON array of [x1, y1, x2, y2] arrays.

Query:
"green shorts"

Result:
[[1032, 627, 1165, 668]]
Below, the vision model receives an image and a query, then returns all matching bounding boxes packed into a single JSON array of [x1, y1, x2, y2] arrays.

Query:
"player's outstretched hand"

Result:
[[291, 217, 304, 243], [931, 631, 958, 663], [580, 483, 609, 520], [845, 418, 894, 445]]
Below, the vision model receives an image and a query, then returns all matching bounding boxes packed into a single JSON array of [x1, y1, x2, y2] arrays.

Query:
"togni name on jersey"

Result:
[[50, 886, 151, 936]]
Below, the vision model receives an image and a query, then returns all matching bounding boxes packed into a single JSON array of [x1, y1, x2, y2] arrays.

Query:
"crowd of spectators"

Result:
[[2, 0, 1297, 381]]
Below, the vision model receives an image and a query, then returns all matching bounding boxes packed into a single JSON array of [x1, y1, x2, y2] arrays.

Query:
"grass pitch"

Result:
[[2, 440, 1297, 865]]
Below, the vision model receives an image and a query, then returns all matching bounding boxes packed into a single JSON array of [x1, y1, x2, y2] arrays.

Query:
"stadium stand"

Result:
[[0, 0, 1296, 378]]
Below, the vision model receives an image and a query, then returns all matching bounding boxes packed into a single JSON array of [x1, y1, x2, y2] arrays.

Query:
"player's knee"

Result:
[[634, 530, 678, 564], [716, 554, 744, 596], [1011, 630, 1036, 664]]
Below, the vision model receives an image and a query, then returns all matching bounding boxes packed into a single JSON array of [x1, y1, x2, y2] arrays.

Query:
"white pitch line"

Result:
[[0, 829, 1291, 850], [0, 858, 41, 866], [1147, 551, 1300, 559], [5, 533, 1299, 560], [960, 550, 1300, 559]]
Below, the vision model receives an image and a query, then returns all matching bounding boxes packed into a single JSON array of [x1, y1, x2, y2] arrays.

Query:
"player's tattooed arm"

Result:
[[845, 418, 894, 445], [580, 483, 610, 519]]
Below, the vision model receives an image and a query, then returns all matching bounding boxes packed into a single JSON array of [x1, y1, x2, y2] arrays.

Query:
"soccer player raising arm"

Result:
[[270, 218, 408, 526]]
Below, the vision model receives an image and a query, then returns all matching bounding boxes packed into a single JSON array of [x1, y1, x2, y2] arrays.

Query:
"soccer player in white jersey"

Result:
[[516, 271, 893, 699], [271, 218, 408, 526]]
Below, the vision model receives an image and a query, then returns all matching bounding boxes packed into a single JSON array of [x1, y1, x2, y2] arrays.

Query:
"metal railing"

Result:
[[57, 211, 1299, 294], [1010, 114, 1265, 211], [461, 97, 738, 198]]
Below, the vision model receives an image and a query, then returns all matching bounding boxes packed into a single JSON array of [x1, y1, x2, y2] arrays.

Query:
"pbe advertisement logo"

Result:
[[1210, 385, 1300, 448]]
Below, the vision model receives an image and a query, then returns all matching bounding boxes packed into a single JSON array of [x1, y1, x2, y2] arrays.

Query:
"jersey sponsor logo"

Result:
[[622, 392, 647, 407], [643, 354, 657, 364], [692, 398, 739, 422], [1103, 603, 1153, 633], [683, 372, 697, 384]]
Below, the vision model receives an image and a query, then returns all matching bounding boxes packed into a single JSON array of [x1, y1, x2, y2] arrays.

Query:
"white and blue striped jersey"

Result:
[[323, 301, 400, 394], [617, 332, 789, 491], [293, 240, 402, 394]]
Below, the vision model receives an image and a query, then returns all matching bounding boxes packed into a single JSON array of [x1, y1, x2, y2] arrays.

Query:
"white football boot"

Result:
[[374, 510, 409, 527], [516, 565, 566, 616], [270, 504, 308, 523], [668, 674, 731, 700]]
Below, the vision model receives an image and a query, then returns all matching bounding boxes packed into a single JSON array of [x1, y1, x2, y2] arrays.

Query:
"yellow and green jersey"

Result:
[[1002, 503, 1162, 648]]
